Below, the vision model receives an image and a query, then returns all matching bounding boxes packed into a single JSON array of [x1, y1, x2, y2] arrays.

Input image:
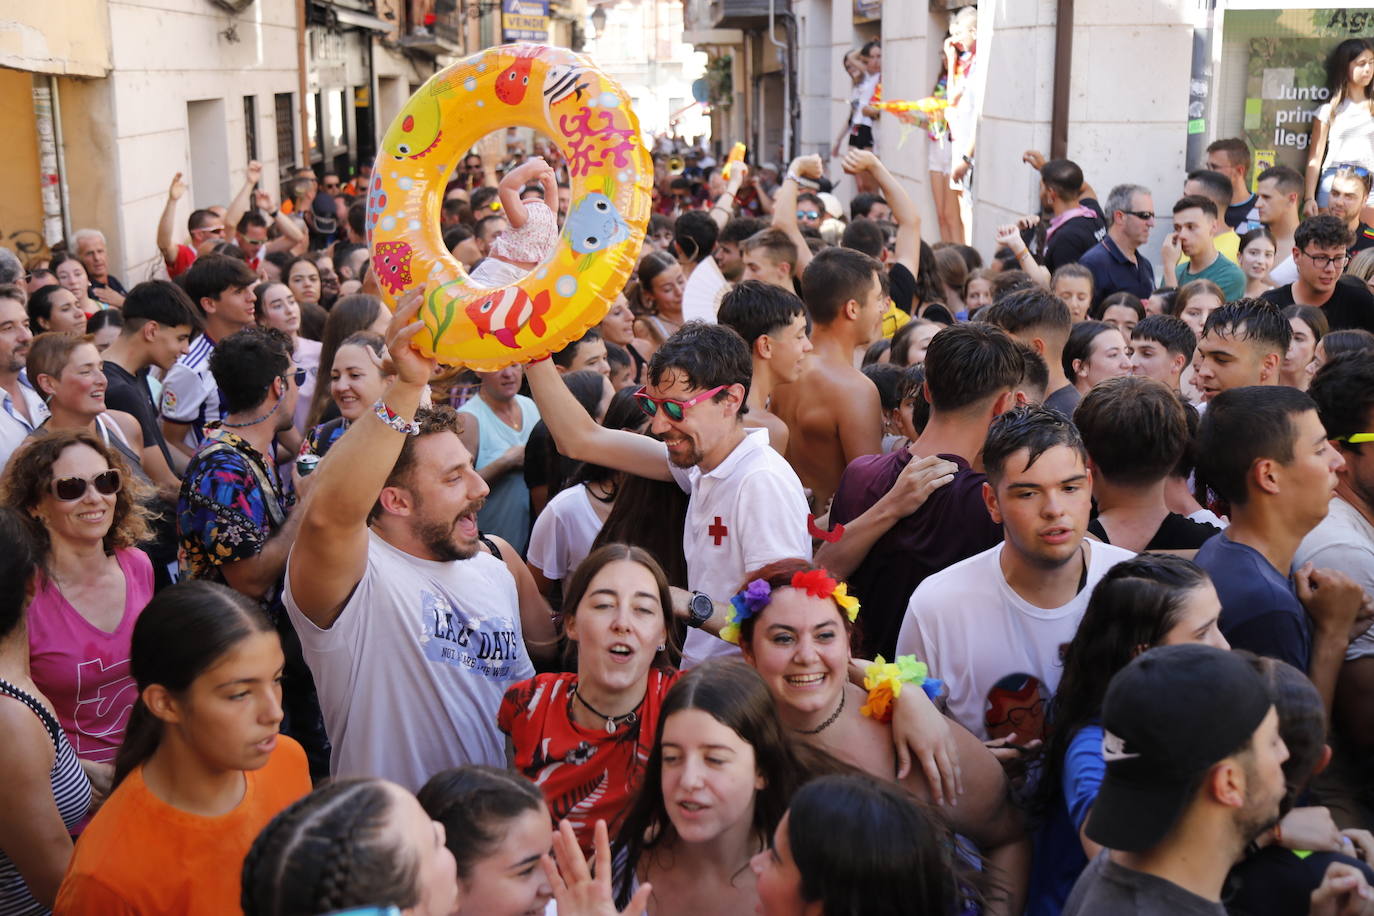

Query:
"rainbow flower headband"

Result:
[[720, 568, 860, 644]]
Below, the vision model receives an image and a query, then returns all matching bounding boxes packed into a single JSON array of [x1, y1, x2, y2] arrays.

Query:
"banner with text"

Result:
[[503, 0, 549, 42]]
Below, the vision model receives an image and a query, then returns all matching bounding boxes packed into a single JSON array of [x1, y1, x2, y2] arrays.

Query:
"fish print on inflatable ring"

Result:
[[367, 43, 652, 370]]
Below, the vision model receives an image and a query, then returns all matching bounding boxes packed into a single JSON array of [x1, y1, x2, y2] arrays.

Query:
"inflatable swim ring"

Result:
[[367, 43, 652, 369]]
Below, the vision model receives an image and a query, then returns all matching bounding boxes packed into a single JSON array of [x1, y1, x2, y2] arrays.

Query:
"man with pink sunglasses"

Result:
[[526, 321, 812, 666]]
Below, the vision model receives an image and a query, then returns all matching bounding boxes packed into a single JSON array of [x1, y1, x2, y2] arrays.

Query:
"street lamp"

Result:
[[590, 4, 606, 35]]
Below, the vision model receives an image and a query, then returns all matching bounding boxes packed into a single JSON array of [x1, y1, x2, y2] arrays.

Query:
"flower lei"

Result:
[[860, 655, 945, 723], [719, 569, 861, 645]]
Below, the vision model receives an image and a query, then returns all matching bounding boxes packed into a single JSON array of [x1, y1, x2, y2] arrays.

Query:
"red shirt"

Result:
[[166, 243, 197, 279], [499, 669, 679, 851]]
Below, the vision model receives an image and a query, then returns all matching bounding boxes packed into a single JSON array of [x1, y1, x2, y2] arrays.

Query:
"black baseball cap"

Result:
[[1084, 644, 1272, 853]]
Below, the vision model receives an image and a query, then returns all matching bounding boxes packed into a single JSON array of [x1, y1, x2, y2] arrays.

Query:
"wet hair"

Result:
[[627, 249, 679, 317], [1093, 291, 1146, 324], [717, 280, 808, 348], [982, 403, 1088, 485], [786, 773, 975, 916], [1075, 376, 1188, 485], [242, 778, 421, 915], [0, 508, 38, 640], [26, 285, 77, 334], [1196, 385, 1317, 506], [922, 322, 1023, 413], [559, 543, 679, 669], [417, 766, 545, 879], [646, 322, 752, 418], [309, 293, 388, 427], [801, 247, 881, 325], [0, 428, 153, 559], [982, 286, 1071, 340], [1131, 314, 1197, 361], [551, 328, 604, 370], [1321, 329, 1374, 361], [1041, 159, 1086, 202], [1150, 287, 1178, 316], [211, 326, 293, 413], [850, 193, 888, 220], [183, 254, 258, 311], [1310, 350, 1374, 450], [614, 659, 846, 907], [1201, 298, 1291, 356], [114, 580, 277, 787], [1039, 555, 1216, 819], [1061, 320, 1120, 381], [1294, 214, 1353, 252], [673, 211, 718, 263], [121, 280, 201, 335]]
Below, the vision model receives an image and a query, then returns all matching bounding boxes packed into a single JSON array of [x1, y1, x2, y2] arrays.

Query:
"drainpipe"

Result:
[[1050, 0, 1073, 160], [298, 0, 311, 167], [767, 0, 791, 164], [32, 77, 72, 248]]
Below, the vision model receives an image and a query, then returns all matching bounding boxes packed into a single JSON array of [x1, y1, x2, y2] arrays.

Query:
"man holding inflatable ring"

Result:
[[524, 321, 812, 667]]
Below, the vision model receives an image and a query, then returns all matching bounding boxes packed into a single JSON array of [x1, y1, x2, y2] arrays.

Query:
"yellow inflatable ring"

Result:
[[366, 43, 652, 369]]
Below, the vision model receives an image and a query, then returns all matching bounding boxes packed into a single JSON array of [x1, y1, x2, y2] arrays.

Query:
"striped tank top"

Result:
[[0, 678, 91, 915]]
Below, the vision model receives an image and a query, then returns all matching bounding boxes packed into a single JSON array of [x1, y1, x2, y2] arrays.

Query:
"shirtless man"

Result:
[[740, 228, 800, 292], [772, 246, 886, 511], [717, 279, 813, 454]]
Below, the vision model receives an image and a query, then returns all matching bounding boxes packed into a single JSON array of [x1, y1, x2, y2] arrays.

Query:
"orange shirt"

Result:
[[54, 736, 310, 915]]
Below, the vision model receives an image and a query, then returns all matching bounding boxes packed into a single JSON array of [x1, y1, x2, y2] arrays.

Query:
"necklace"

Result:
[[220, 397, 282, 429], [795, 687, 846, 735], [571, 684, 644, 735]]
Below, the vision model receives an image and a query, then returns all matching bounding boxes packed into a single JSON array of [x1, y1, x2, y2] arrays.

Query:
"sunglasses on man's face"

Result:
[[285, 368, 308, 387], [798, 210, 821, 220], [51, 469, 122, 501], [633, 385, 727, 422]]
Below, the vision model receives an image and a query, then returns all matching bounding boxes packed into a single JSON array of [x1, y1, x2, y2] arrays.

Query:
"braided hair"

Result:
[[242, 779, 421, 915]]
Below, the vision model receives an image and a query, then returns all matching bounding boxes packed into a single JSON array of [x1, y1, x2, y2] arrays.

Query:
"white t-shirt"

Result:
[[1317, 98, 1374, 172], [1295, 496, 1374, 661], [160, 334, 221, 449], [896, 540, 1136, 740], [1270, 255, 1299, 288], [852, 72, 880, 128], [681, 256, 729, 326], [527, 484, 604, 582], [283, 530, 534, 791], [672, 428, 812, 667]]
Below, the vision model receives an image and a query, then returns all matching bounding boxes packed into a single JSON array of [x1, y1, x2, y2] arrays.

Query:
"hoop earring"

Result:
[[657, 644, 666, 652]]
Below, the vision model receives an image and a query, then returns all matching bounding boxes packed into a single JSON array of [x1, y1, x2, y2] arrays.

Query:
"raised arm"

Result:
[[157, 173, 187, 266], [709, 162, 749, 231], [844, 150, 920, 274], [225, 160, 262, 236], [287, 287, 433, 627], [993, 223, 1051, 286], [524, 358, 671, 481], [498, 157, 553, 229], [772, 155, 822, 272], [262, 190, 306, 254]]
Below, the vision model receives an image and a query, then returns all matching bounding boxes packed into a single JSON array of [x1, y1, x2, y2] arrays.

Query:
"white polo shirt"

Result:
[[0, 381, 48, 471], [672, 428, 812, 666]]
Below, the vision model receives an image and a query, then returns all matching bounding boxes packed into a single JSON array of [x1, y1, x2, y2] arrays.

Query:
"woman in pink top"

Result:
[[0, 428, 156, 802]]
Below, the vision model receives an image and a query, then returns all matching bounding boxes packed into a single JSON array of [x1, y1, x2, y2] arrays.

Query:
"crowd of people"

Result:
[[1, 28, 1374, 916]]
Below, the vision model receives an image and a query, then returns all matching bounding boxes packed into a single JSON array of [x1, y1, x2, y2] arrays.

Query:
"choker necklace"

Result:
[[796, 687, 846, 735], [571, 684, 643, 734]]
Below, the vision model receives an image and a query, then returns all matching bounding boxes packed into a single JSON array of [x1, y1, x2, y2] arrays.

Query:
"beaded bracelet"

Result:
[[373, 399, 420, 436], [860, 655, 944, 723]]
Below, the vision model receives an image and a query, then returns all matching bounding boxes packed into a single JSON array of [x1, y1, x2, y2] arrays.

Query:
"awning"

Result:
[[314, 3, 396, 32]]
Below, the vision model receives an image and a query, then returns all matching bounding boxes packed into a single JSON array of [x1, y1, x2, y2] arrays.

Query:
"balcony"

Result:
[[398, 0, 463, 54], [705, 0, 789, 30]]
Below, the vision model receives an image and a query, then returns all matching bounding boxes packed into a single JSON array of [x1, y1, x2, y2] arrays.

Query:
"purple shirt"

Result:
[[829, 451, 1003, 658]]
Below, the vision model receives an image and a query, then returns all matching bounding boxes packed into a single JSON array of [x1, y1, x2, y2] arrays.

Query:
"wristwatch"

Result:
[[686, 591, 715, 628]]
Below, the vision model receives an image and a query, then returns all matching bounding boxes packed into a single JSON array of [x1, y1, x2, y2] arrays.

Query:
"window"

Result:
[[275, 92, 296, 168], [244, 95, 258, 162]]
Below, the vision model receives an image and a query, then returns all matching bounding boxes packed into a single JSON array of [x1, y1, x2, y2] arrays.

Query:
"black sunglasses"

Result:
[[51, 469, 122, 501]]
